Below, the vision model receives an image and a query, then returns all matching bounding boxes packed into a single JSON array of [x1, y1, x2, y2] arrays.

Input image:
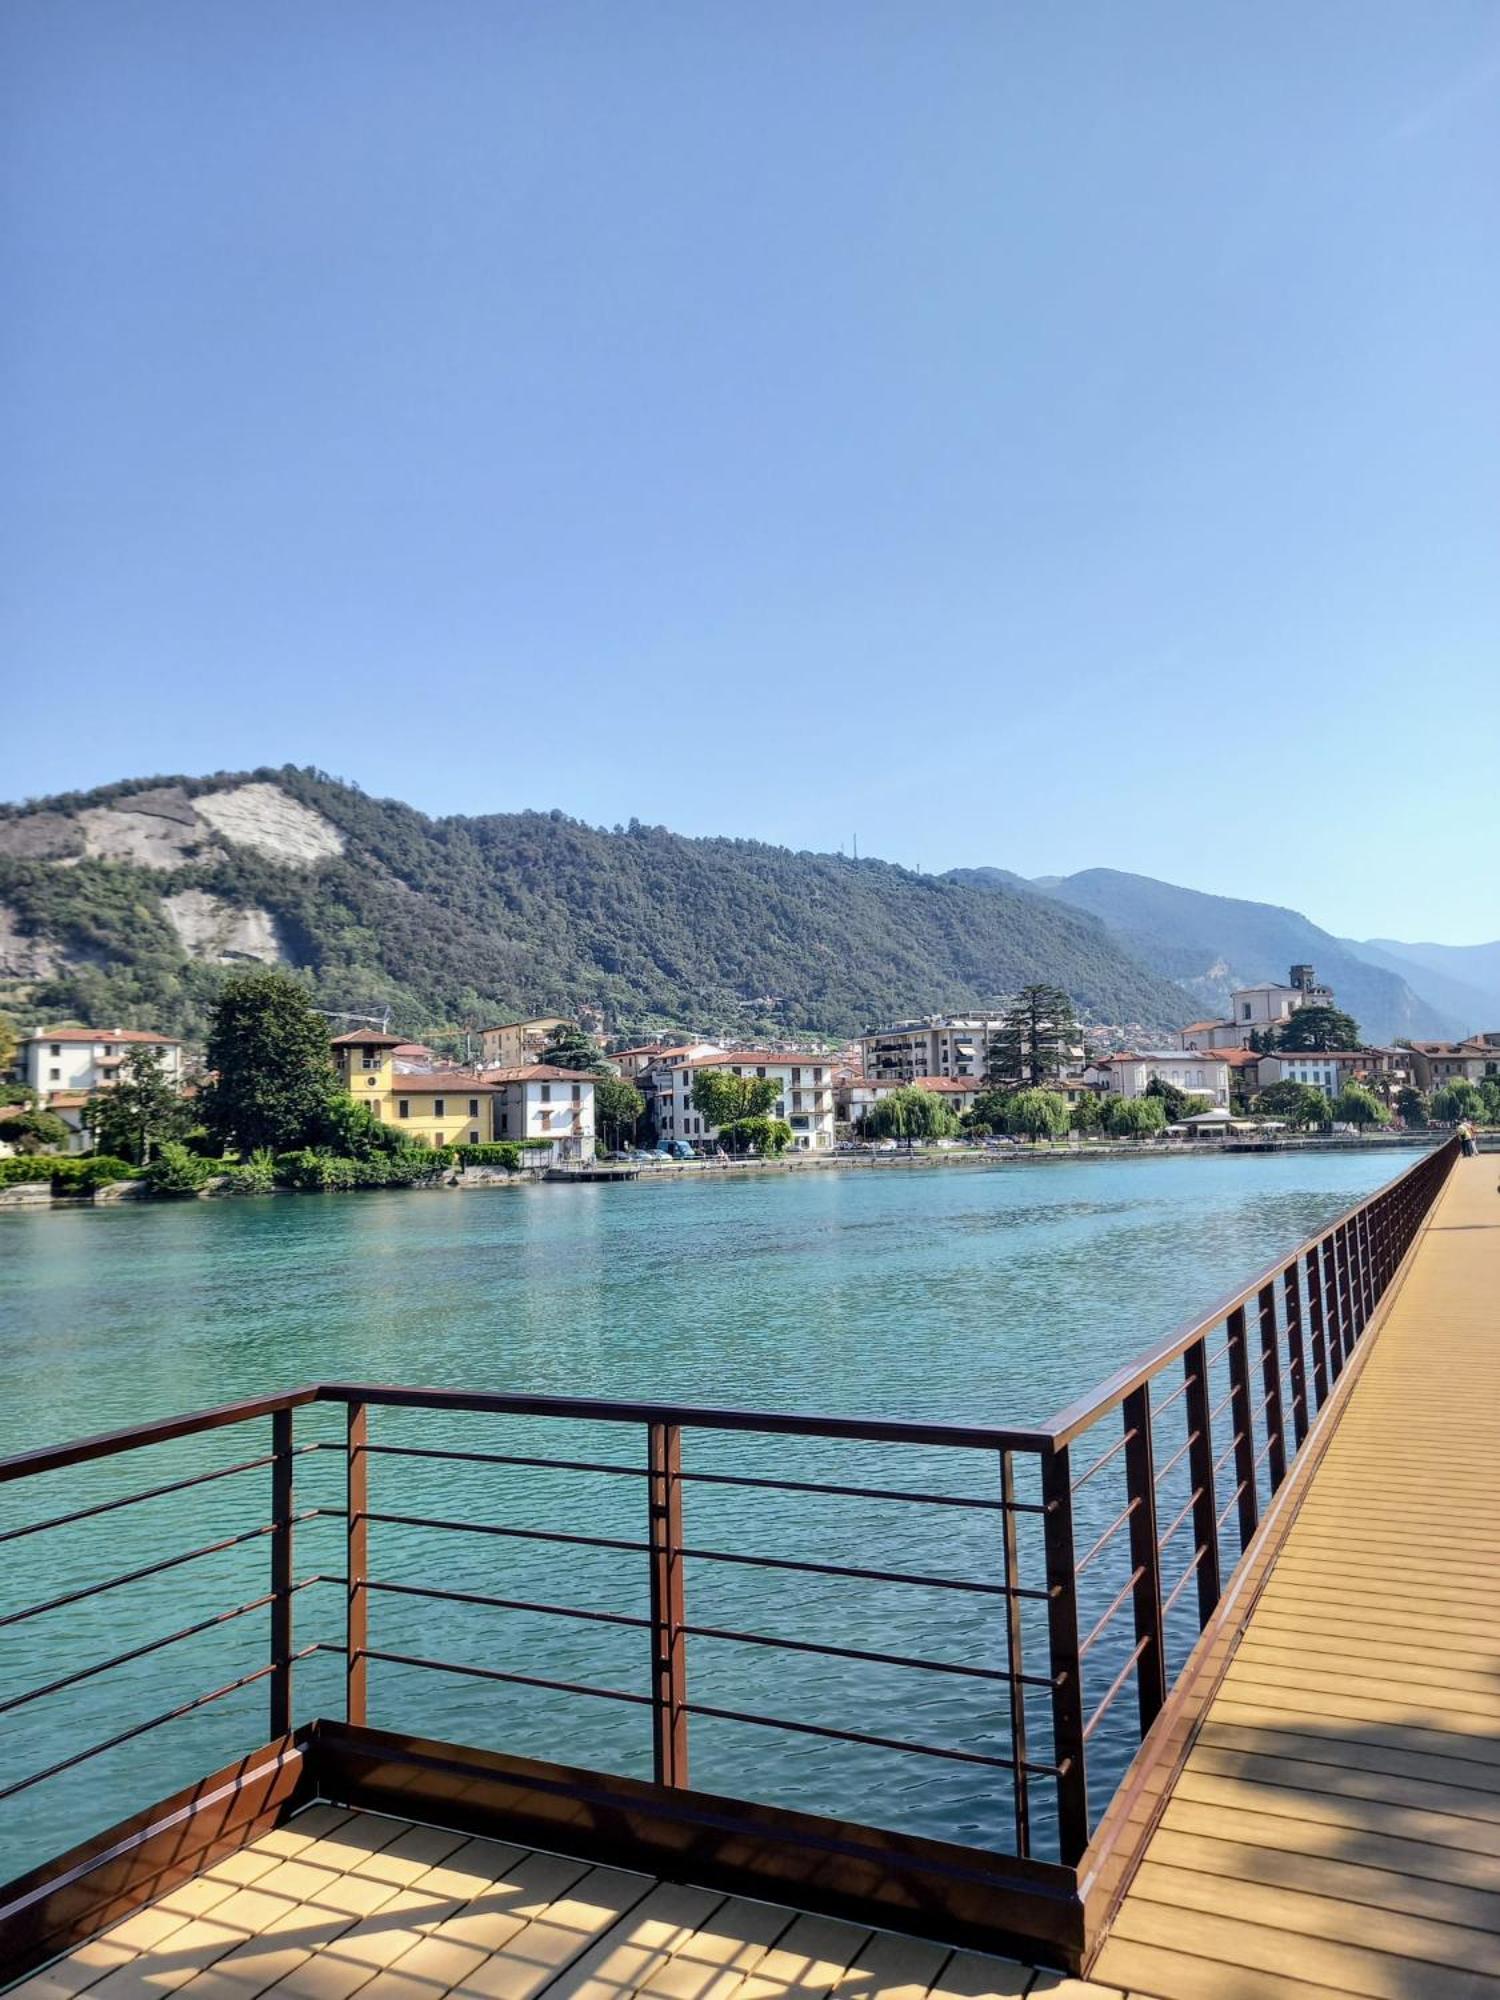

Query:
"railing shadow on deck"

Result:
[[0, 1137, 1460, 1982]]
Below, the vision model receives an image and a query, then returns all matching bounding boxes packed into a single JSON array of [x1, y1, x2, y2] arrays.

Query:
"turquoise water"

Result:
[[0, 1149, 1413, 1876]]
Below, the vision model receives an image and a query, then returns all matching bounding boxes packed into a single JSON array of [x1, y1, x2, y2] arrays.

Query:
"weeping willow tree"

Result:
[[862, 1086, 960, 1145]]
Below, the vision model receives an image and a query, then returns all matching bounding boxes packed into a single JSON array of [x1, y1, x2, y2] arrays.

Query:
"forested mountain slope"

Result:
[[947, 865, 1458, 1044], [0, 770, 1192, 1042]]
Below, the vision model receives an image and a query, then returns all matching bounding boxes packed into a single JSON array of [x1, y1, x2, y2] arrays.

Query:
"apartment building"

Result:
[[1256, 1048, 1412, 1099], [1407, 1037, 1500, 1090], [486, 1065, 597, 1160], [1088, 1051, 1232, 1108], [654, 1050, 835, 1150], [332, 1032, 596, 1158], [476, 1017, 573, 1068], [860, 1015, 1008, 1083], [12, 1027, 184, 1103]]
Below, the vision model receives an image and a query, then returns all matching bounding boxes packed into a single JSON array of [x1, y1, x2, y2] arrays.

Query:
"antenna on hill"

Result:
[[315, 1007, 393, 1033], [853, 832, 859, 862]]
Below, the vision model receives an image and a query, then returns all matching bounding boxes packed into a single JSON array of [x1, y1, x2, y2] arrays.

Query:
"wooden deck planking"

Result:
[[2, 1809, 1124, 2000], [1093, 1152, 1500, 1998]]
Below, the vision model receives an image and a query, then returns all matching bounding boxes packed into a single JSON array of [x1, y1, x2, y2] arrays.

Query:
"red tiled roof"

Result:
[[390, 1072, 499, 1095], [910, 1075, 979, 1093], [1180, 1020, 1226, 1034], [331, 1031, 404, 1048], [24, 1027, 177, 1045], [479, 1064, 600, 1083], [477, 1018, 570, 1035], [689, 1051, 831, 1070]]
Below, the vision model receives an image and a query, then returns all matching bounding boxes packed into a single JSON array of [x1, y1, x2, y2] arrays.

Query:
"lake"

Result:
[[0, 1148, 1414, 1877]]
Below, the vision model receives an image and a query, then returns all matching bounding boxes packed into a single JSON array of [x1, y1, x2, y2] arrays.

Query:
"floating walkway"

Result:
[[1090, 1152, 1500, 1997]]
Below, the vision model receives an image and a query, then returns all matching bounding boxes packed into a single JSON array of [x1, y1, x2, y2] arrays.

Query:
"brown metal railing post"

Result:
[[1182, 1338, 1221, 1625], [1335, 1223, 1356, 1354], [1122, 1386, 1166, 1734], [1353, 1211, 1373, 1328], [270, 1408, 294, 1738], [1305, 1246, 1329, 1409], [347, 1401, 368, 1727], [1322, 1237, 1344, 1377], [1257, 1283, 1286, 1491], [647, 1421, 688, 1787], [1000, 1449, 1030, 1857], [1041, 1445, 1089, 1865], [1226, 1306, 1259, 1551], [1283, 1264, 1308, 1449]]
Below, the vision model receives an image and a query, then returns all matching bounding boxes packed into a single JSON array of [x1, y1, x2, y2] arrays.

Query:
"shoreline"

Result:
[[0, 1131, 1447, 1211]]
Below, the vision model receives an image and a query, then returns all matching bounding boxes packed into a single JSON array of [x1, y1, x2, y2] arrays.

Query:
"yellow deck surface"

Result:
[[6, 1808, 1119, 2000], [1093, 1150, 1500, 1999]]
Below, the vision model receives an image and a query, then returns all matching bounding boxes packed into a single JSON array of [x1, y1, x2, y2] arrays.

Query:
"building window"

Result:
[[571, 1084, 581, 1102], [468, 1098, 479, 1117], [50, 1067, 61, 1083], [469, 1129, 479, 1144], [540, 1083, 551, 1102], [398, 1100, 410, 1118], [362, 1047, 376, 1066], [50, 1043, 60, 1055], [500, 1110, 510, 1133], [435, 1133, 444, 1147], [433, 1099, 445, 1118], [1242, 1003, 1252, 1020]]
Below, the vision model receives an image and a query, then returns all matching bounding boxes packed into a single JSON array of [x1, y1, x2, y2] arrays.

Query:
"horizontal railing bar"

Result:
[[1215, 1483, 1248, 1532], [1070, 1427, 1135, 1495], [681, 1699, 1050, 1774], [681, 1621, 1052, 1688], [1155, 1488, 1202, 1557], [316, 1382, 1056, 1453], [0, 1388, 323, 1485], [1074, 1499, 1139, 1578], [362, 1510, 645, 1554], [1253, 1433, 1280, 1471], [356, 1647, 650, 1707], [362, 1443, 648, 1479], [1081, 1636, 1151, 1744], [0, 1649, 319, 1804], [359, 1578, 651, 1630], [678, 1469, 1032, 1513], [0, 1582, 320, 1717], [1212, 1431, 1243, 1476], [0, 1446, 322, 1547], [0, 1517, 322, 1630], [677, 1542, 1039, 1598], [1161, 1550, 1206, 1618], [1042, 1145, 1442, 1444], [1077, 1566, 1145, 1661], [1153, 1432, 1196, 1487]]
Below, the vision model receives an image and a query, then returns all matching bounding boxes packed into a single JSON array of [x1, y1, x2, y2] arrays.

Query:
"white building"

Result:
[[1180, 965, 1336, 1051], [1089, 1051, 1231, 1108], [486, 1064, 597, 1162], [1407, 1038, 1500, 1091], [657, 1050, 835, 1150], [860, 1015, 1009, 1083], [12, 1027, 184, 1104]]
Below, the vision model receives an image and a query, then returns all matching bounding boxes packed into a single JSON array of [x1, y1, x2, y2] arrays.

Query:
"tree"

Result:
[[1104, 1094, 1167, 1139], [987, 986, 1081, 1089], [1431, 1079, 1484, 1124], [200, 970, 339, 1154], [691, 1069, 781, 1152], [540, 1023, 610, 1073], [1481, 1080, 1500, 1126], [1276, 1007, 1361, 1052], [8, 1108, 71, 1154], [966, 1088, 1014, 1132], [1005, 1088, 1070, 1141], [1395, 1085, 1429, 1129], [0, 1012, 16, 1072], [864, 1086, 960, 1145], [730, 1115, 793, 1156], [1144, 1078, 1210, 1122], [312, 1092, 410, 1159], [1331, 1082, 1389, 1131], [1253, 1082, 1332, 1128], [1069, 1091, 1104, 1134], [595, 1074, 645, 1150], [87, 1046, 192, 1164]]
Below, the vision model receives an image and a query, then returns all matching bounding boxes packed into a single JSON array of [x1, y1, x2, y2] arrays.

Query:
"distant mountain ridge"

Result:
[[0, 768, 1193, 1042], [946, 865, 1466, 1044], [1345, 936, 1500, 1031]]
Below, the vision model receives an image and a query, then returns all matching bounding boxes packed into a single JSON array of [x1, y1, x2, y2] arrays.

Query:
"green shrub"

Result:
[[74, 1156, 140, 1194], [221, 1147, 276, 1195], [455, 1142, 523, 1170], [0, 1154, 138, 1193], [143, 1141, 216, 1198], [0, 1154, 64, 1187], [273, 1147, 445, 1191]]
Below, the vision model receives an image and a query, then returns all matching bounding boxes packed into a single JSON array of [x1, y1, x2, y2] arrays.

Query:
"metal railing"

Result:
[[0, 1137, 1458, 1888]]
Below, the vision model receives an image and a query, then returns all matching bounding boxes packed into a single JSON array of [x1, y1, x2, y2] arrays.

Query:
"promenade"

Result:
[[1091, 1151, 1500, 1997]]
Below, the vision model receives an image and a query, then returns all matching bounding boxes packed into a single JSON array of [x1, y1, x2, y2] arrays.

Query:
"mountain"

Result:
[[0, 769, 1192, 1044], [947, 866, 1461, 1045], [1347, 937, 1500, 1032]]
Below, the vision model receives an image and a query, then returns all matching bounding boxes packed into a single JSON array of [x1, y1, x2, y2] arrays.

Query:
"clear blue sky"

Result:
[[4, 3, 1497, 942]]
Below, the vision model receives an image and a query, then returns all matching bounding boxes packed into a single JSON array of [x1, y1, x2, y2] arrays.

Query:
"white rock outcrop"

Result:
[[162, 889, 289, 965], [193, 784, 345, 863]]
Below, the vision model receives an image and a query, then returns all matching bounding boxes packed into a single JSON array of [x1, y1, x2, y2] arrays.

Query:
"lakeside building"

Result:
[[652, 1049, 835, 1150], [11, 1026, 184, 1104], [860, 1014, 1009, 1083], [331, 1032, 596, 1159], [476, 1017, 573, 1068], [1255, 1047, 1413, 1102], [1407, 1037, 1500, 1090], [1179, 965, 1335, 1052], [835, 1074, 986, 1131], [1087, 1051, 1232, 1108]]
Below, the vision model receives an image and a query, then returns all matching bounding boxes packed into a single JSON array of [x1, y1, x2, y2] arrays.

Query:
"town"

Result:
[[3, 962, 1496, 1196]]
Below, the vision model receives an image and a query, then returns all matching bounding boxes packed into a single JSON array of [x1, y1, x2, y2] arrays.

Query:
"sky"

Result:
[[3, 3, 1497, 943]]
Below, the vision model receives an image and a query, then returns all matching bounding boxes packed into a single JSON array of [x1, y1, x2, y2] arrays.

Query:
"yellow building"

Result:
[[476, 1017, 571, 1068], [331, 1033, 497, 1148]]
